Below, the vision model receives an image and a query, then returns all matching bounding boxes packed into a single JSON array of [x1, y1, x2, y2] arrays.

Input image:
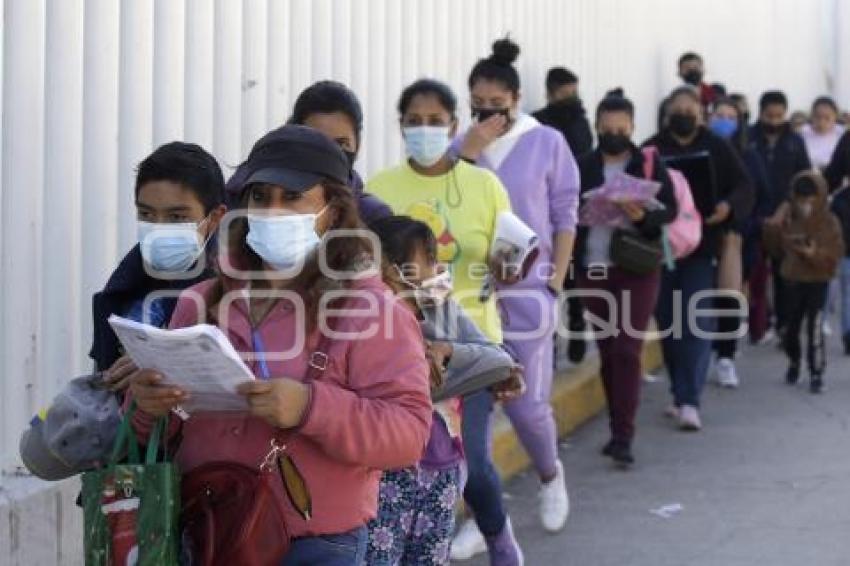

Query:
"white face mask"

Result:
[[245, 207, 327, 271], [137, 219, 209, 273], [396, 266, 453, 308], [403, 126, 452, 167]]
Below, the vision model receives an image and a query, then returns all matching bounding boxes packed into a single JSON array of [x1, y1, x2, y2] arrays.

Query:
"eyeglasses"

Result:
[[260, 438, 312, 521]]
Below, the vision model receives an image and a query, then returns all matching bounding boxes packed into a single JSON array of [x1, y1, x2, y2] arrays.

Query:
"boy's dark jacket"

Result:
[[89, 245, 214, 371], [763, 171, 845, 282]]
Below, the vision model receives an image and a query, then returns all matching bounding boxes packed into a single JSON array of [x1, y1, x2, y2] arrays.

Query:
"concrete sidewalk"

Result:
[[466, 332, 850, 566], [490, 339, 662, 480]]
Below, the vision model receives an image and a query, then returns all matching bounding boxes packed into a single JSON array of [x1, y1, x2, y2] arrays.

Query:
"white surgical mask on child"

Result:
[[396, 266, 453, 308], [137, 218, 209, 273], [245, 207, 327, 271], [403, 126, 451, 167]]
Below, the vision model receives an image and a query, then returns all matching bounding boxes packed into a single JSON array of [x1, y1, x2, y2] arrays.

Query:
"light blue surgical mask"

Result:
[[709, 116, 738, 140], [137, 219, 209, 273], [403, 126, 451, 167], [245, 207, 327, 271]]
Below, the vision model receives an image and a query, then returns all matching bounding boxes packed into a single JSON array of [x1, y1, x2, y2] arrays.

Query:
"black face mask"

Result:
[[343, 150, 357, 169], [598, 132, 631, 155], [551, 94, 579, 107], [669, 113, 698, 137], [760, 122, 783, 135], [472, 107, 511, 123], [682, 69, 703, 86]]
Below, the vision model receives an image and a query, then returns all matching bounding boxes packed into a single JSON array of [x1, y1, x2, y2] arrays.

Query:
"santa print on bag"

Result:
[[101, 477, 140, 566]]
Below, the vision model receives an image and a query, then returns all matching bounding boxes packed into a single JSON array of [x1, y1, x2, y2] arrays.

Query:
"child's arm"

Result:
[[429, 301, 515, 397]]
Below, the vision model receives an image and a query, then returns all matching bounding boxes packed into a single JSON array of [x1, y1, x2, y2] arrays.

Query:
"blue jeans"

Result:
[[840, 258, 850, 336], [460, 389, 506, 536], [655, 256, 717, 408], [282, 526, 367, 565]]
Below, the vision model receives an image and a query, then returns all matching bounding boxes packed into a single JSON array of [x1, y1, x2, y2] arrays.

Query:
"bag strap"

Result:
[[305, 314, 341, 383], [109, 403, 141, 466], [641, 146, 657, 180], [661, 226, 675, 271], [108, 403, 170, 467], [145, 415, 168, 465]]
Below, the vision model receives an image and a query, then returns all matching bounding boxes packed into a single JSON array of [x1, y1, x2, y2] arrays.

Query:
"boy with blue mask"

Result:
[[90, 142, 226, 388]]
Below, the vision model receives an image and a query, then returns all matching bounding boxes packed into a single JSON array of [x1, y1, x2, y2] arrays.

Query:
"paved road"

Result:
[[463, 329, 850, 566]]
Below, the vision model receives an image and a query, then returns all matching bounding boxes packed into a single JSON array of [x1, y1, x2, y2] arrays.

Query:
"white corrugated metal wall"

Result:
[[0, 0, 845, 475]]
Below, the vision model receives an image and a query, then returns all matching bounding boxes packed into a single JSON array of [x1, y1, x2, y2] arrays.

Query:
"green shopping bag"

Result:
[[82, 406, 179, 565]]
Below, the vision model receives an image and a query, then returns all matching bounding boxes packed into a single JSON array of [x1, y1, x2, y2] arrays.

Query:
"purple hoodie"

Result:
[[454, 120, 580, 289]]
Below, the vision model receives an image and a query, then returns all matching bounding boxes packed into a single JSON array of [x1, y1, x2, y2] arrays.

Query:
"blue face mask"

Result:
[[138, 219, 208, 273], [245, 208, 326, 271], [403, 126, 451, 167], [709, 116, 738, 140]]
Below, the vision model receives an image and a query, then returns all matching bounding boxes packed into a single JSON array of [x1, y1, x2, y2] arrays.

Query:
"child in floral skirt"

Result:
[[367, 216, 517, 565]]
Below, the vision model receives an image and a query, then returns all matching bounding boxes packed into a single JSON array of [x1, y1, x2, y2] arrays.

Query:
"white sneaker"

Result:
[[756, 328, 777, 346], [716, 357, 740, 388], [539, 459, 570, 532], [678, 405, 702, 431], [823, 320, 834, 337], [450, 518, 486, 561]]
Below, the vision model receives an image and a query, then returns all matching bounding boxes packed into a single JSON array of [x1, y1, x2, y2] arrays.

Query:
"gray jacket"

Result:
[[421, 299, 515, 402]]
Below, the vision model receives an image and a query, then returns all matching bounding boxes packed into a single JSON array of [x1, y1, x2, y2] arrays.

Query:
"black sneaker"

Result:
[[601, 439, 615, 457], [567, 336, 586, 364], [844, 334, 850, 356], [786, 364, 800, 385], [609, 441, 635, 467], [810, 374, 824, 394]]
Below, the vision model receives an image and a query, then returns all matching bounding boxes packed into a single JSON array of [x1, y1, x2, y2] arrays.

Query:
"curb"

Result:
[[491, 340, 664, 480]]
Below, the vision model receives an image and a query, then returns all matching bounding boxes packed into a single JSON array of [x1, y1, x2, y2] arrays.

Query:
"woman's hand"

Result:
[[459, 114, 508, 161], [488, 251, 522, 285], [104, 355, 138, 392], [237, 379, 310, 429], [705, 201, 731, 226], [764, 201, 789, 227], [129, 370, 188, 417], [618, 200, 646, 223], [492, 365, 526, 402]]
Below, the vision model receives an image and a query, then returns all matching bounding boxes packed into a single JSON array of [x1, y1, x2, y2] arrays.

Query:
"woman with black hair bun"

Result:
[[451, 36, 581, 564]]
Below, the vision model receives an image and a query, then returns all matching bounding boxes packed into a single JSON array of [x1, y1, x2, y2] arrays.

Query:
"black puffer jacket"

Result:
[[533, 98, 594, 157]]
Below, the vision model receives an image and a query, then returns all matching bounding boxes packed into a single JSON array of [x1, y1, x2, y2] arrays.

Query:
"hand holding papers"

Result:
[[108, 315, 255, 413], [579, 172, 663, 227], [480, 211, 541, 301]]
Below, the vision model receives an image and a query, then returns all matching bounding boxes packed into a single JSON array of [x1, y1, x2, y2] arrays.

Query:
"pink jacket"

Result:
[[132, 274, 432, 538]]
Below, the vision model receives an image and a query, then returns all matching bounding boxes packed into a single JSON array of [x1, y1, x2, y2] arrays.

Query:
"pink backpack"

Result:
[[642, 147, 702, 267]]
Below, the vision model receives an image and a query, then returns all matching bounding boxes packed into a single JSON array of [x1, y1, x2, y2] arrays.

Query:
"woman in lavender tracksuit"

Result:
[[450, 38, 580, 564]]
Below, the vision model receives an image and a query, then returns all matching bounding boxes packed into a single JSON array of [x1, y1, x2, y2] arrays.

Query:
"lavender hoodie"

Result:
[[454, 116, 580, 290]]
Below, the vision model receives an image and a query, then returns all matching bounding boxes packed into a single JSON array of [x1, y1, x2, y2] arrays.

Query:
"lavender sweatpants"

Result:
[[499, 288, 559, 480]]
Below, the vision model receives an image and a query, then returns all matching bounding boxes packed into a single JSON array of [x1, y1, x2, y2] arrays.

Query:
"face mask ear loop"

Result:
[[197, 215, 215, 248], [446, 165, 463, 209], [312, 204, 332, 241]]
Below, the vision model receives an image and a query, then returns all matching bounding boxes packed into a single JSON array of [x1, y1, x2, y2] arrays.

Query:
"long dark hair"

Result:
[[208, 180, 374, 329]]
